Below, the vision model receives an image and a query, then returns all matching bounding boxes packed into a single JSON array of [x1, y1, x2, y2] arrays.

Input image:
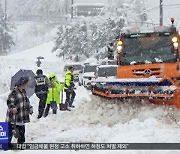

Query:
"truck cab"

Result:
[[115, 24, 180, 107], [92, 22, 180, 108], [116, 26, 180, 82]]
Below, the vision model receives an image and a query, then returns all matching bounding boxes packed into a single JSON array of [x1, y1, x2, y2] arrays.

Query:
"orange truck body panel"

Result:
[[116, 62, 180, 108], [117, 63, 180, 79]]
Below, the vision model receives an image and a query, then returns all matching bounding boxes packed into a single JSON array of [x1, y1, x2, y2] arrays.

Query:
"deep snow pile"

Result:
[[1, 42, 180, 154], [1, 89, 180, 154], [23, 93, 180, 143], [1, 86, 180, 144]]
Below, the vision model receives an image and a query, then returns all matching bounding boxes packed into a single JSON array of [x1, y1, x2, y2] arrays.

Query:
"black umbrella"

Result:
[[37, 56, 45, 60], [36, 57, 44, 67], [10, 69, 36, 98]]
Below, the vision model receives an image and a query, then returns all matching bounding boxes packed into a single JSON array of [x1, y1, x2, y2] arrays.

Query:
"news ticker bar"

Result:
[[1, 143, 180, 150]]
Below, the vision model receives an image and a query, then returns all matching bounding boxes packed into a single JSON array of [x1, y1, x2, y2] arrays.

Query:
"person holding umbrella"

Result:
[[36, 56, 44, 68], [6, 76, 33, 145]]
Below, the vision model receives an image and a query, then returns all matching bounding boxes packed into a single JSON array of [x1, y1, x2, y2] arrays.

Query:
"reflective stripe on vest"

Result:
[[35, 77, 46, 86]]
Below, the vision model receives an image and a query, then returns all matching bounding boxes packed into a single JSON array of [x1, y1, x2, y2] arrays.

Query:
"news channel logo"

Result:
[[0, 122, 8, 150]]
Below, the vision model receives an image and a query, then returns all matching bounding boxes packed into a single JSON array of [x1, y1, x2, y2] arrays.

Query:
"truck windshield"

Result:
[[84, 65, 97, 73], [121, 35, 176, 65], [98, 67, 117, 77]]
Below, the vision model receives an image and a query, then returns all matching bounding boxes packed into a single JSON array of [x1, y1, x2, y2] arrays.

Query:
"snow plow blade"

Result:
[[91, 78, 176, 100]]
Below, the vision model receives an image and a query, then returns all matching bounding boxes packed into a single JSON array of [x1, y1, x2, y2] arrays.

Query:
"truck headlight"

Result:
[[173, 42, 178, 49], [117, 46, 122, 53], [172, 37, 178, 43]]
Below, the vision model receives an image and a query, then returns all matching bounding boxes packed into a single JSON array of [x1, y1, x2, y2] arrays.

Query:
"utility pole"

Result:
[[65, 0, 68, 15], [160, 0, 163, 26], [71, 0, 73, 19], [4, 0, 7, 29]]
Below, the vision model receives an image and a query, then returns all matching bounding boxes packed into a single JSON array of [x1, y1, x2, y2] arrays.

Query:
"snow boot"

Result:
[[53, 109, 57, 114], [60, 103, 66, 111], [37, 114, 42, 119], [44, 104, 50, 117], [37, 111, 43, 119]]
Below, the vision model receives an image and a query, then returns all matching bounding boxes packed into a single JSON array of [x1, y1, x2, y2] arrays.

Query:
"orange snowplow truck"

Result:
[[92, 21, 180, 108]]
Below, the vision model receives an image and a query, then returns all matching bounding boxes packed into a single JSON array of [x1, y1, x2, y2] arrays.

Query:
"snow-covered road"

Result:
[[1, 42, 180, 154]]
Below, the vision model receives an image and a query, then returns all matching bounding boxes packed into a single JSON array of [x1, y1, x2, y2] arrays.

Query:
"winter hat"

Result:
[[15, 76, 29, 87], [36, 69, 43, 75], [48, 74, 56, 81], [68, 66, 74, 70]]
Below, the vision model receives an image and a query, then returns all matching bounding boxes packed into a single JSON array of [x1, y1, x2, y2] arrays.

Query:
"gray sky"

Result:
[[144, 0, 180, 26]]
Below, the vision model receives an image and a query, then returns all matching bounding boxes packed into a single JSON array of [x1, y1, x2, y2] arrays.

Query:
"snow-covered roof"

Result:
[[87, 63, 99, 66], [121, 26, 173, 35], [73, 3, 105, 7], [83, 72, 95, 78], [98, 65, 117, 68]]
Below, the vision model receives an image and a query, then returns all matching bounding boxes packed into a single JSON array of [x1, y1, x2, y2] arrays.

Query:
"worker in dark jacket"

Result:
[[34, 69, 49, 119], [64, 66, 76, 110], [6, 76, 33, 145]]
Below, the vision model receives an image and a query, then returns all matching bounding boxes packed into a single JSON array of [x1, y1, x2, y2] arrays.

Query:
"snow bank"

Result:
[[3, 92, 180, 154], [20, 94, 180, 145], [0, 41, 65, 95]]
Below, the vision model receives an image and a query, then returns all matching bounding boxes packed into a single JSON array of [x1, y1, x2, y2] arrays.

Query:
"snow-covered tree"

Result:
[[53, 17, 125, 60], [105, 0, 147, 26], [0, 4, 14, 55], [53, 21, 88, 60], [53, 0, 147, 60]]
